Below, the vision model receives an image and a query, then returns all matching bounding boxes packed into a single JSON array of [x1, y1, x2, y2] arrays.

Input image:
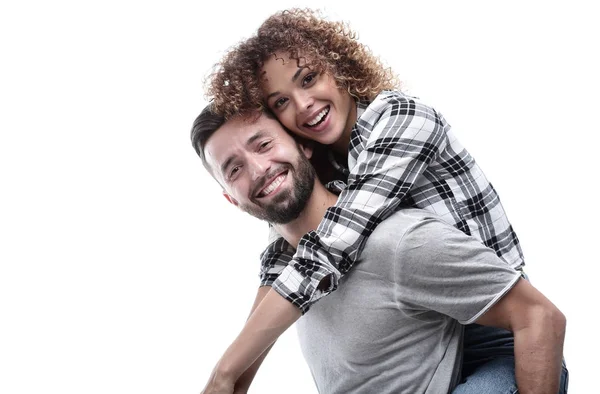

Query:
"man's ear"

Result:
[[298, 139, 314, 159], [222, 191, 239, 206]]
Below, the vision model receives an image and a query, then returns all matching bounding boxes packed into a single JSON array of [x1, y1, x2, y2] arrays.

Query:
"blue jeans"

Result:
[[452, 324, 569, 393]]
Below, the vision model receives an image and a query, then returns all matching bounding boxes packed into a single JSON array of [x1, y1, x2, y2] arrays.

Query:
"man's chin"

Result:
[[242, 200, 303, 224], [243, 158, 314, 224]]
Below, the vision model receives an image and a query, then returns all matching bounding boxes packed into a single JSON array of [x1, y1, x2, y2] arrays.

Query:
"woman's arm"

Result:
[[232, 286, 275, 393], [202, 236, 296, 394], [203, 289, 301, 392], [271, 91, 449, 313]]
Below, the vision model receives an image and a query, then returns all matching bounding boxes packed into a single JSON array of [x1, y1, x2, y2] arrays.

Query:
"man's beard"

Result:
[[240, 150, 315, 224]]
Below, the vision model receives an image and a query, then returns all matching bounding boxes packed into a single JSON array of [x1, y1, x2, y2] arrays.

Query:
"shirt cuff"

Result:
[[271, 263, 340, 314]]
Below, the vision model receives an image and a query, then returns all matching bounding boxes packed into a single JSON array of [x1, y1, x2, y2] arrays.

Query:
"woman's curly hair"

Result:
[[207, 8, 400, 119]]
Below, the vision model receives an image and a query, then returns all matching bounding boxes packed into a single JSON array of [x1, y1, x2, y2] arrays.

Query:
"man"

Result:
[[192, 106, 567, 393]]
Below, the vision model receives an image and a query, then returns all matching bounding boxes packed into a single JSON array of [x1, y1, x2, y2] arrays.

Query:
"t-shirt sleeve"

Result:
[[394, 216, 522, 324]]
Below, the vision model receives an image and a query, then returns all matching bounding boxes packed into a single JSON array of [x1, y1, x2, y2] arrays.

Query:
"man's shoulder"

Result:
[[359, 209, 457, 280], [366, 208, 447, 251], [376, 207, 446, 229]]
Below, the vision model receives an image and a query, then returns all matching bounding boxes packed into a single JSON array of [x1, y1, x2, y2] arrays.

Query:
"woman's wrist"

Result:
[[213, 358, 238, 386]]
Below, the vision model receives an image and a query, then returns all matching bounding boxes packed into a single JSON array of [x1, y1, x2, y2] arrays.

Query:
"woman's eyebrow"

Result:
[[291, 67, 304, 82], [265, 67, 306, 101]]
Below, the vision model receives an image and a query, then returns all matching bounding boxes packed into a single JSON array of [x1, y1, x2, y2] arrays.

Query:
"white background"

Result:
[[1, 1, 597, 393]]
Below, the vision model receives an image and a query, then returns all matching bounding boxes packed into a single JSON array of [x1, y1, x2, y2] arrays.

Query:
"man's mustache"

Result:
[[250, 165, 291, 199]]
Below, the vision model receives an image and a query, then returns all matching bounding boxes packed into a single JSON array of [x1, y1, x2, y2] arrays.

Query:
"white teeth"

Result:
[[260, 174, 285, 197], [307, 108, 329, 126]]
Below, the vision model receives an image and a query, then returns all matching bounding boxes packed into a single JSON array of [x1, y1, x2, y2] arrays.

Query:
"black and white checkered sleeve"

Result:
[[259, 236, 295, 287], [271, 93, 450, 313]]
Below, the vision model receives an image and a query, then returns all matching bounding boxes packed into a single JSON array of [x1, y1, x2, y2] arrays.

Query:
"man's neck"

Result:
[[273, 182, 338, 248]]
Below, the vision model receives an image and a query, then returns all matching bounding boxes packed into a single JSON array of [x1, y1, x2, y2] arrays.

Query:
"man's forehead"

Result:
[[223, 114, 287, 144], [205, 114, 289, 165]]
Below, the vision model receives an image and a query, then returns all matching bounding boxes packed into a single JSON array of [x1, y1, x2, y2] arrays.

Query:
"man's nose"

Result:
[[249, 155, 271, 181]]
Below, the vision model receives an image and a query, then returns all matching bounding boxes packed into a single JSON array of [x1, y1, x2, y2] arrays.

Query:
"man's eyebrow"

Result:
[[220, 155, 235, 177], [265, 67, 305, 101], [246, 130, 267, 147], [219, 131, 268, 176]]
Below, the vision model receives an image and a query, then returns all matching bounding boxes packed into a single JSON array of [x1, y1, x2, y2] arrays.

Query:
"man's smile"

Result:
[[255, 171, 289, 198]]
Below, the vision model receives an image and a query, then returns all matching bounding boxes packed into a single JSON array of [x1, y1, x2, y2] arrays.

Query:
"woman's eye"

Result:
[[273, 97, 287, 109], [302, 72, 317, 87]]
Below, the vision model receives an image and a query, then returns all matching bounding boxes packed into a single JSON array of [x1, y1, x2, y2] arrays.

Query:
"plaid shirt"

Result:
[[260, 90, 524, 314]]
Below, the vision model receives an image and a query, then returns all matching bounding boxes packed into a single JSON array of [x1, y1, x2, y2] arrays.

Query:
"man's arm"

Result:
[[394, 217, 566, 394], [476, 278, 566, 394]]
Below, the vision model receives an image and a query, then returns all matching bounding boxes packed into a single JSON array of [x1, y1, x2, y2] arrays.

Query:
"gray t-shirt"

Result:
[[296, 208, 521, 394]]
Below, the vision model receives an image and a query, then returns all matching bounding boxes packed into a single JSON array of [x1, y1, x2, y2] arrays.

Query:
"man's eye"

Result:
[[302, 72, 317, 87], [259, 141, 271, 151], [229, 166, 240, 177]]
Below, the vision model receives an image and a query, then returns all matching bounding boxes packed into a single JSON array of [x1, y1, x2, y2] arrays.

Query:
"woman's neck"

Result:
[[330, 98, 358, 157]]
